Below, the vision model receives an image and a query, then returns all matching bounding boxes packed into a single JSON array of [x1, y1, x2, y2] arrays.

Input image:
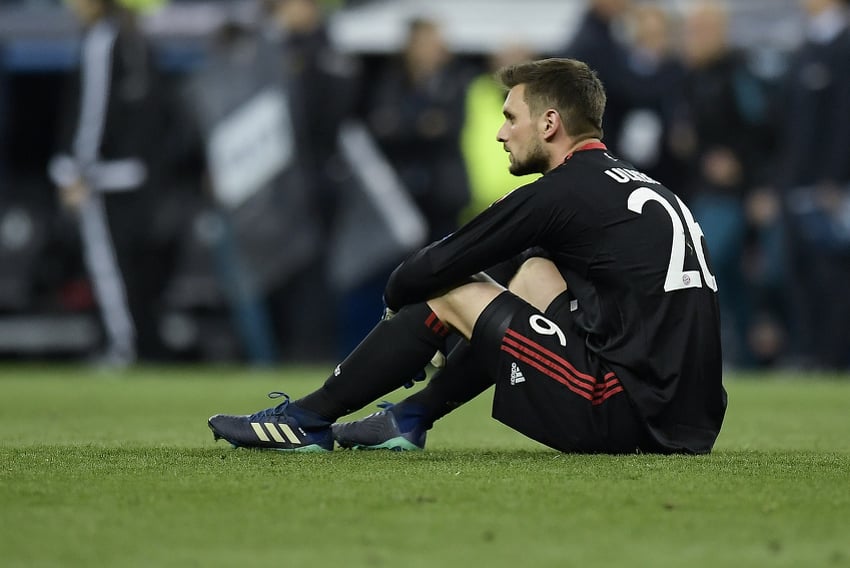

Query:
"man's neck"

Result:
[[549, 137, 604, 170]]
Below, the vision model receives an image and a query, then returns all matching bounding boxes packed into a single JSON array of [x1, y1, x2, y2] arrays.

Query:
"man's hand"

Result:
[[381, 305, 445, 386], [430, 350, 446, 368], [59, 179, 91, 210]]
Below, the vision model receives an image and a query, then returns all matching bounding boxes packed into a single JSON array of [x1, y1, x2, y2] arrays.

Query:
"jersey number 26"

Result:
[[627, 187, 718, 293]]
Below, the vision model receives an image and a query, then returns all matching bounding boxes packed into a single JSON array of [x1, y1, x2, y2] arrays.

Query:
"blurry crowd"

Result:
[[573, 0, 850, 371], [0, 0, 849, 371]]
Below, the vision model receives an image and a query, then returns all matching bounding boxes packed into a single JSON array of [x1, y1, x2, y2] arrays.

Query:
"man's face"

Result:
[[497, 84, 549, 176]]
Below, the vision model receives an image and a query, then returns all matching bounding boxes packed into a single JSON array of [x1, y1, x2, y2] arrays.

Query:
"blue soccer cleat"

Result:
[[208, 392, 333, 452], [332, 402, 427, 451]]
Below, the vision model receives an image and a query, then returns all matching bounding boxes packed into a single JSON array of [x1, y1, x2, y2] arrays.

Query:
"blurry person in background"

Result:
[[49, 0, 171, 366], [616, 3, 685, 187], [262, 0, 360, 229], [670, 0, 775, 367], [773, 0, 850, 369], [460, 43, 539, 221], [261, 0, 361, 361], [0, 43, 6, 184], [560, 0, 633, 157], [366, 17, 472, 242]]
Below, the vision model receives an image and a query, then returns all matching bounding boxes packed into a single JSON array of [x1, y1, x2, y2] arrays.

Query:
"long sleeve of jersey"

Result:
[[384, 178, 570, 311]]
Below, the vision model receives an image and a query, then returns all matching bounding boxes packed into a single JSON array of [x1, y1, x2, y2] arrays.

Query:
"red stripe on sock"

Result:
[[424, 311, 450, 337], [433, 320, 449, 337]]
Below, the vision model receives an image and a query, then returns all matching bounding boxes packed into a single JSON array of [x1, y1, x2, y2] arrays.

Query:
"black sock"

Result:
[[295, 303, 449, 421], [393, 340, 495, 430]]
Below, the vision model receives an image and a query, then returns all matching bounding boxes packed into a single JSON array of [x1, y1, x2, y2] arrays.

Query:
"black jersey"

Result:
[[385, 143, 726, 453]]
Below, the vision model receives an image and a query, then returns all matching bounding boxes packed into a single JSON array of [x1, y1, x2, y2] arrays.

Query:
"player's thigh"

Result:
[[472, 292, 644, 453], [428, 281, 505, 340], [507, 256, 567, 313]]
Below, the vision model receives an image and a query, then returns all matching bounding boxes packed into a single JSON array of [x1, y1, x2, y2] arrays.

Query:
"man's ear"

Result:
[[541, 109, 561, 141]]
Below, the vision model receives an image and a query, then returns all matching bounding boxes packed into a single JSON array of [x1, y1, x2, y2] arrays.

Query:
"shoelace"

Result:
[[376, 401, 426, 437], [362, 400, 395, 419], [248, 391, 291, 421]]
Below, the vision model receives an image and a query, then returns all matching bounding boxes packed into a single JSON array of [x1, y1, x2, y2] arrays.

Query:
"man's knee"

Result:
[[428, 282, 505, 340], [508, 257, 567, 312]]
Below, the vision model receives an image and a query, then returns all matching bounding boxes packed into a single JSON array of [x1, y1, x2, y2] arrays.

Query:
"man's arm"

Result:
[[384, 180, 553, 311]]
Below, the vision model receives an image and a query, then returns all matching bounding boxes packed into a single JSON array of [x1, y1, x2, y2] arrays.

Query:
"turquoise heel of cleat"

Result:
[[350, 436, 423, 451]]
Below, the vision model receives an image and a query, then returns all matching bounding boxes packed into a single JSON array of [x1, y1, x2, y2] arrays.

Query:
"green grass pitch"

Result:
[[1, 366, 849, 567]]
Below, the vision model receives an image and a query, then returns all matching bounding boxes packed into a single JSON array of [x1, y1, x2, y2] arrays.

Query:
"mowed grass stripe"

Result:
[[1, 367, 849, 568]]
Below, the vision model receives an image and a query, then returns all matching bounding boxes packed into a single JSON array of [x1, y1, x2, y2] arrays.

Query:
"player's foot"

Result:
[[332, 402, 426, 451], [208, 392, 333, 452]]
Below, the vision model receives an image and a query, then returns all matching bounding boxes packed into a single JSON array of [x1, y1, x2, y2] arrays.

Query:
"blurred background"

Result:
[[0, 0, 848, 371]]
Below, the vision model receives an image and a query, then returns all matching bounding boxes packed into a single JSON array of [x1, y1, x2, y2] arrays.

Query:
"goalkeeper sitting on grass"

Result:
[[209, 58, 727, 454]]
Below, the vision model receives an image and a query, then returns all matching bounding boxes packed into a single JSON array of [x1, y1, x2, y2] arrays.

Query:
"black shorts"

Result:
[[471, 291, 652, 453]]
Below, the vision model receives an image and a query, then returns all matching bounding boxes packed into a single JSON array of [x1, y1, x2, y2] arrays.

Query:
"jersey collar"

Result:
[[563, 141, 607, 162]]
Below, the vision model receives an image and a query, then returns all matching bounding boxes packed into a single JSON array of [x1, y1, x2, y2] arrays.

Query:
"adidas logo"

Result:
[[250, 422, 301, 445], [510, 362, 526, 385]]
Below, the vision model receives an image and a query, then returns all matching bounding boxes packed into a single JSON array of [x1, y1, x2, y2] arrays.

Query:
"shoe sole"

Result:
[[341, 435, 423, 452], [269, 444, 331, 453]]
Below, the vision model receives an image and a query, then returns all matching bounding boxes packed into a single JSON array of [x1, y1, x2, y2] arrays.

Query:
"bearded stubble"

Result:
[[508, 136, 549, 176]]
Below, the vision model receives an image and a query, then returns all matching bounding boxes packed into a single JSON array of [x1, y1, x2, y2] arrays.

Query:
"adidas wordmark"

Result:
[[510, 362, 526, 385]]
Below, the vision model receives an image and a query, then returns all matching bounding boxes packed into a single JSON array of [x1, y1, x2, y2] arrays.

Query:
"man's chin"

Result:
[[510, 154, 548, 176]]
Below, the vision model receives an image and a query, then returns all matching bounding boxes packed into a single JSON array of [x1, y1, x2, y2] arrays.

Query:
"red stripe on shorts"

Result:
[[502, 328, 624, 405]]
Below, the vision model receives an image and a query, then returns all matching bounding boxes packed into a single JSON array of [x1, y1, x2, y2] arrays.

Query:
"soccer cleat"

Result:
[[332, 402, 426, 451], [208, 392, 333, 452]]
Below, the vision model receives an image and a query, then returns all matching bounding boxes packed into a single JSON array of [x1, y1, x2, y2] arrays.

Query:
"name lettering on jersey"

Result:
[[604, 167, 660, 185]]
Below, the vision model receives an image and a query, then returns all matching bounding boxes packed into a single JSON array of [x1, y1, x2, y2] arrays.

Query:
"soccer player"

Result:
[[209, 58, 727, 454]]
